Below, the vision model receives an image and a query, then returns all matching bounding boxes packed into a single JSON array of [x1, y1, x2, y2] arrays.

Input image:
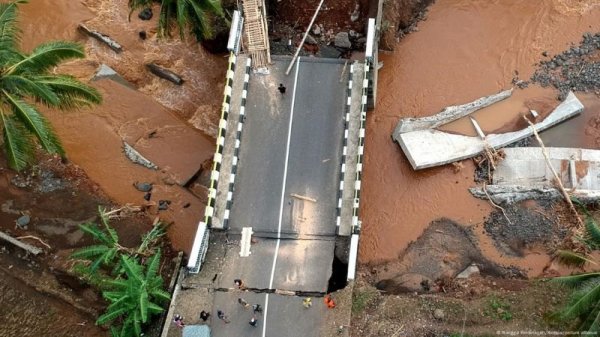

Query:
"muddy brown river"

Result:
[[360, 0, 600, 276]]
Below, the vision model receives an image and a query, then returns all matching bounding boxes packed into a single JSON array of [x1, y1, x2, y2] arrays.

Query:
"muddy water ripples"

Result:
[[361, 0, 600, 277]]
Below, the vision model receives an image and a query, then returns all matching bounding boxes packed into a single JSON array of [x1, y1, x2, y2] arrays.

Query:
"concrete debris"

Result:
[[312, 24, 322, 36], [305, 34, 318, 45], [456, 264, 479, 279], [350, 3, 360, 22], [395, 89, 513, 133], [334, 32, 352, 49], [394, 91, 584, 170], [471, 147, 600, 204], [469, 185, 600, 204], [123, 142, 158, 170]]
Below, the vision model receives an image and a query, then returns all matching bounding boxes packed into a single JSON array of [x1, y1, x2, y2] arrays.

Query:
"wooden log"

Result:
[[78, 24, 123, 53], [0, 230, 43, 255], [146, 63, 185, 85]]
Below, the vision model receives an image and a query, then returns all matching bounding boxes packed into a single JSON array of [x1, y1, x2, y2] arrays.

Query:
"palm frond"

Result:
[[145, 250, 161, 280], [146, 301, 164, 314], [176, 0, 188, 39], [133, 310, 142, 336], [3, 91, 63, 154], [552, 273, 600, 288], [79, 223, 112, 245], [121, 256, 143, 283], [158, 0, 172, 38], [586, 216, 600, 247], [150, 288, 171, 303], [101, 278, 129, 290], [6, 41, 85, 75], [96, 306, 129, 325], [0, 0, 26, 51], [556, 250, 597, 268], [579, 301, 600, 333], [0, 110, 34, 170], [106, 294, 129, 311], [561, 282, 600, 320], [200, 0, 224, 19], [187, 0, 212, 40], [71, 244, 110, 259], [35, 74, 102, 108], [139, 288, 149, 322], [1, 74, 59, 106]]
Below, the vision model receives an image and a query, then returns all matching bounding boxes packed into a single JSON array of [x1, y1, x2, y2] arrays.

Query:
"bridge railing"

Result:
[[187, 52, 237, 273]]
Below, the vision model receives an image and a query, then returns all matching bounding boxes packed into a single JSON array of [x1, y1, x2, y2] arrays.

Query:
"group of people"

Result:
[[173, 278, 336, 330]]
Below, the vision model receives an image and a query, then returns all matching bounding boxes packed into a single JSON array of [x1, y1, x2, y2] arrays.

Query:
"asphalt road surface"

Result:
[[212, 57, 348, 337]]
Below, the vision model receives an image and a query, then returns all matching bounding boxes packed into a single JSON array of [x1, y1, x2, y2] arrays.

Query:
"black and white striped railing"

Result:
[[222, 57, 252, 228], [352, 61, 369, 234], [336, 64, 355, 230], [187, 52, 236, 273]]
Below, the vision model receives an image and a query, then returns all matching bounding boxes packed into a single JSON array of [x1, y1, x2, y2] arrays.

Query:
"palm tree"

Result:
[[72, 206, 165, 276], [128, 0, 225, 41], [553, 211, 600, 333], [71, 206, 168, 336], [0, 0, 102, 170], [98, 253, 171, 337]]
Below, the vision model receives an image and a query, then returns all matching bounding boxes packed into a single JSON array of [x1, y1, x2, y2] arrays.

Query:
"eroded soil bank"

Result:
[[360, 0, 600, 277], [17, 0, 227, 253]]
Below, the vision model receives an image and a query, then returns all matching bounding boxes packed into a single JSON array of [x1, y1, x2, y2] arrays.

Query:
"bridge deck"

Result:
[[228, 58, 347, 238]]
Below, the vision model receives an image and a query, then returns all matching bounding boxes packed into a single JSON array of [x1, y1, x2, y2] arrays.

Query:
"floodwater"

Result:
[[17, 0, 226, 252], [361, 0, 600, 276]]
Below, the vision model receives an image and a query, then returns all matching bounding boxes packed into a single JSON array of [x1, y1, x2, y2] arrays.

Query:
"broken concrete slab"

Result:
[[492, 147, 600, 189], [470, 184, 600, 204], [394, 89, 513, 133], [471, 147, 600, 204], [394, 91, 584, 170]]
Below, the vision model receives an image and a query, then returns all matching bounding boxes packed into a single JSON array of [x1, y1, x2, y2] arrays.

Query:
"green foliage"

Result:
[[98, 253, 170, 337], [128, 0, 225, 41], [552, 207, 600, 333], [483, 296, 512, 321], [0, 1, 102, 170], [71, 206, 168, 337], [352, 287, 378, 314]]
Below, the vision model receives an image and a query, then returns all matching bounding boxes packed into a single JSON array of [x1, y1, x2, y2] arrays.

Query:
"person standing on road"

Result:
[[173, 314, 185, 328], [234, 278, 245, 289], [278, 83, 286, 95], [249, 316, 258, 327], [324, 294, 336, 309], [252, 304, 263, 314], [217, 310, 230, 323], [238, 297, 250, 308]]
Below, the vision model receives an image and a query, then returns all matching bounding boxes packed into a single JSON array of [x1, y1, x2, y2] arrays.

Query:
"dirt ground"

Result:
[[350, 277, 570, 337], [0, 151, 175, 336]]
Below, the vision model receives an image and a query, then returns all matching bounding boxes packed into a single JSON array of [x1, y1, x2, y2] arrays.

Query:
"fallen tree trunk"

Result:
[[78, 24, 123, 53], [146, 63, 184, 85]]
